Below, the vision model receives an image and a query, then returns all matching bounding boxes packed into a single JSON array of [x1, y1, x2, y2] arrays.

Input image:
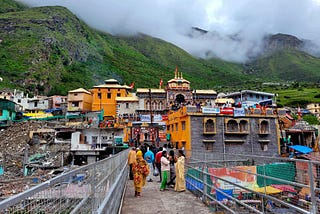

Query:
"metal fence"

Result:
[[0, 149, 129, 214], [185, 150, 320, 214]]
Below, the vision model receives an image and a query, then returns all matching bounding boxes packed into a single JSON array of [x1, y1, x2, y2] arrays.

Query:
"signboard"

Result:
[[161, 115, 168, 121], [220, 108, 234, 115], [114, 136, 123, 145], [154, 114, 162, 122], [234, 108, 246, 117], [202, 107, 220, 114], [140, 114, 151, 122]]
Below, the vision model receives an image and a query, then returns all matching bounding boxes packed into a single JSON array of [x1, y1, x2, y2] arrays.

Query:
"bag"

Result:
[[153, 167, 159, 176]]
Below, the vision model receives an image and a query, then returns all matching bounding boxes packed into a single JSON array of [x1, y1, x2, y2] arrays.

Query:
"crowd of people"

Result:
[[127, 143, 186, 197]]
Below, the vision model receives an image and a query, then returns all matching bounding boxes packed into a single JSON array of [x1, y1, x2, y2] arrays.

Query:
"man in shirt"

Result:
[[127, 147, 136, 180], [144, 147, 154, 182]]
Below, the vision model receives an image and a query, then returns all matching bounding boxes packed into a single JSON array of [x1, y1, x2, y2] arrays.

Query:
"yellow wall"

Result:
[[91, 88, 128, 118], [166, 107, 191, 150]]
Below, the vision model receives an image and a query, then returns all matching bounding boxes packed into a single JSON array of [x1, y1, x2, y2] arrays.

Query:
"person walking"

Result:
[[155, 147, 163, 182], [127, 147, 136, 180], [168, 149, 177, 188], [160, 150, 170, 191], [144, 147, 154, 182], [174, 149, 186, 192], [132, 150, 150, 197]]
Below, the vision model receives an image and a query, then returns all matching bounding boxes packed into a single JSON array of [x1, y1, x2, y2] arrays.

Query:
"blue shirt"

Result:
[[144, 150, 154, 164]]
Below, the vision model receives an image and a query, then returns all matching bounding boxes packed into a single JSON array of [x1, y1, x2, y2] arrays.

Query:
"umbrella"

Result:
[[289, 145, 313, 154]]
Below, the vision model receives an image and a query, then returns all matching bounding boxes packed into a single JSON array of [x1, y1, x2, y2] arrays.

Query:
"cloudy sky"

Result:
[[18, 0, 320, 62]]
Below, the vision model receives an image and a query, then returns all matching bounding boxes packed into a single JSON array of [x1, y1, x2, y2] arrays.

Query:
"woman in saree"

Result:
[[174, 149, 186, 192], [132, 150, 150, 197]]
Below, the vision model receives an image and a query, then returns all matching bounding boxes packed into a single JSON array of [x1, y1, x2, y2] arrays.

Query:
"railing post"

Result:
[[92, 164, 97, 214], [308, 160, 317, 214], [202, 162, 207, 204]]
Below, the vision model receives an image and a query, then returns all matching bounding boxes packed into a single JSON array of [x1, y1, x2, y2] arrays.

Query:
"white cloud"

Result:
[[18, 0, 320, 62]]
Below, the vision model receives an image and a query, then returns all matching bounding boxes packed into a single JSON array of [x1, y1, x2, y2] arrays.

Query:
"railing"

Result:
[[0, 149, 129, 214], [185, 150, 320, 214]]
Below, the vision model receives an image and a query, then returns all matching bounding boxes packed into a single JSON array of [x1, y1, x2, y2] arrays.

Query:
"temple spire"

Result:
[[174, 66, 178, 79]]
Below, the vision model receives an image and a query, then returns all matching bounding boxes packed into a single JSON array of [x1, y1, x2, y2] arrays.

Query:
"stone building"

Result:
[[167, 105, 284, 157]]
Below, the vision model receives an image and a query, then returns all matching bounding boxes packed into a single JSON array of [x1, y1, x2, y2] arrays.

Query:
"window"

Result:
[[259, 120, 269, 134], [18, 99, 21, 103], [107, 93, 111, 99], [205, 142, 213, 151], [74, 93, 78, 96], [72, 101, 79, 107], [152, 101, 157, 110], [260, 142, 269, 151], [92, 136, 98, 144], [126, 103, 129, 108], [239, 120, 249, 132], [98, 93, 101, 99], [117, 93, 121, 97], [226, 119, 238, 132], [181, 121, 186, 130], [167, 125, 170, 131], [175, 123, 178, 131], [204, 118, 215, 133], [34, 102, 38, 107]]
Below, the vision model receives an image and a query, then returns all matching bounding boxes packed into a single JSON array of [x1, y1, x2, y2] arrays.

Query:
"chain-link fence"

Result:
[[0, 149, 129, 214], [185, 150, 320, 214]]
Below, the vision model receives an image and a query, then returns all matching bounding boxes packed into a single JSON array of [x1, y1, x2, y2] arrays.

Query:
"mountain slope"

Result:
[[1, 1, 320, 97], [245, 49, 320, 82], [0, 0, 26, 13], [0, 4, 248, 95]]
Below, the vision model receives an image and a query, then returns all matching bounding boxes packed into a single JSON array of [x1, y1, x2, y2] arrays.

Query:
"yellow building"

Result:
[[167, 107, 191, 150], [91, 79, 132, 119], [67, 88, 92, 112]]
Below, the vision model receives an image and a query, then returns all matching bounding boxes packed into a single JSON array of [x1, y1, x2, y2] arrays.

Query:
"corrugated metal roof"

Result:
[[194, 89, 217, 94], [136, 88, 166, 93]]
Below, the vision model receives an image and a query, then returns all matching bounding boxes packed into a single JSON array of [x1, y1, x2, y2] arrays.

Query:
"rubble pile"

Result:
[[0, 120, 71, 198]]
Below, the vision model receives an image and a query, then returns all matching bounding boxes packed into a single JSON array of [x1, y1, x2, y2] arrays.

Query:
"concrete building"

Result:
[[67, 88, 93, 112], [91, 79, 132, 120], [223, 90, 276, 107], [306, 103, 320, 118]]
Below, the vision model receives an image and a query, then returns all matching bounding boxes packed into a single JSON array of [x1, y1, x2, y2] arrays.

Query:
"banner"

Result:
[[220, 107, 234, 115], [140, 114, 151, 122], [202, 107, 220, 114], [154, 114, 162, 122], [209, 166, 257, 194], [234, 108, 246, 117]]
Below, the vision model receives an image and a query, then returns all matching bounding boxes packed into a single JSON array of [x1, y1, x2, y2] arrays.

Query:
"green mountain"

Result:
[[0, 1, 320, 97]]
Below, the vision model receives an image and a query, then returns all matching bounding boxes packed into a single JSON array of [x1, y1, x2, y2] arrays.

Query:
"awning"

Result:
[[254, 186, 282, 194], [289, 145, 313, 154]]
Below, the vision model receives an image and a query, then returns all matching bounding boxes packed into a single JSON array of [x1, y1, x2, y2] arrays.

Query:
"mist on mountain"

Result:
[[17, 0, 320, 63]]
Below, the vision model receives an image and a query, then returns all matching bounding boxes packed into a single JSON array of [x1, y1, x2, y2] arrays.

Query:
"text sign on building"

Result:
[[220, 107, 234, 115], [140, 114, 151, 122], [154, 114, 162, 122], [202, 107, 220, 114], [234, 108, 246, 117]]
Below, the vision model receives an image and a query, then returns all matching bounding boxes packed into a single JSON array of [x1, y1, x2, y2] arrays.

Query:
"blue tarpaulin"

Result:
[[289, 145, 313, 154], [216, 189, 233, 201]]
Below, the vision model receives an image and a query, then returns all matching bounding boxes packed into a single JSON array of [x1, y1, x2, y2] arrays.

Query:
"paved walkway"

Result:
[[120, 174, 212, 214]]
